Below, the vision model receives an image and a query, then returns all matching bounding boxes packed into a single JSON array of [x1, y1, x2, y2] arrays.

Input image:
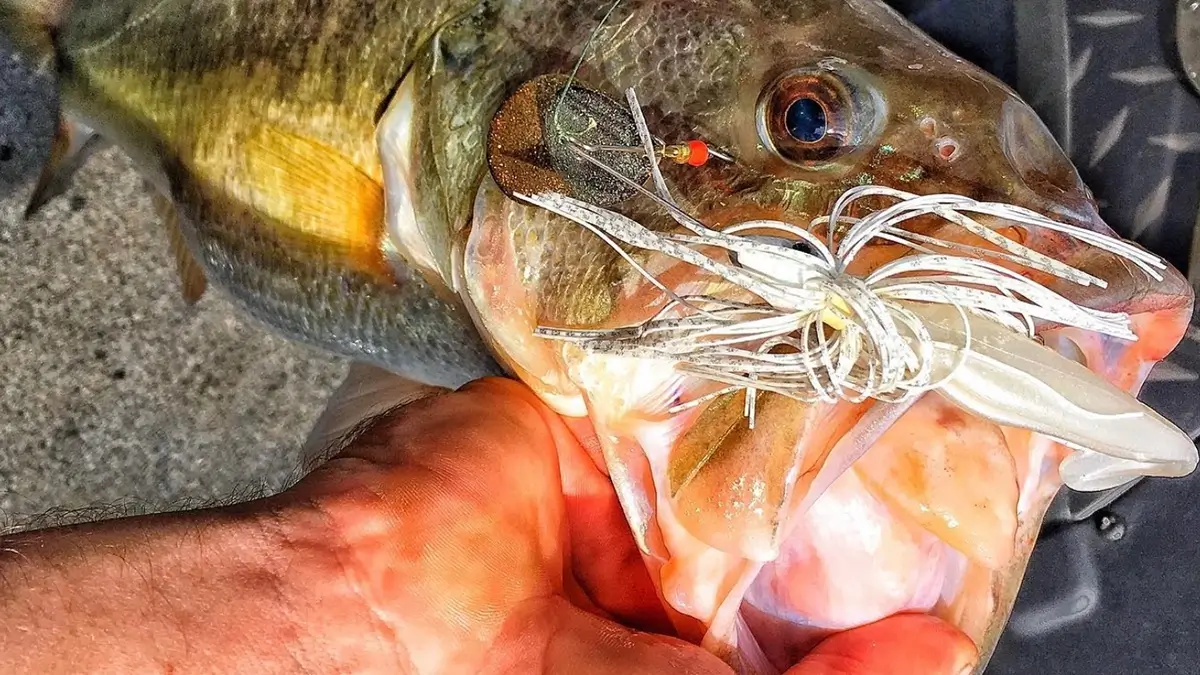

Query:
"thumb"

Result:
[[786, 614, 979, 675]]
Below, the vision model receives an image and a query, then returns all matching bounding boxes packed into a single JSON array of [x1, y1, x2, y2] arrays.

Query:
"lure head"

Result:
[[488, 75, 655, 207], [460, 0, 1195, 672]]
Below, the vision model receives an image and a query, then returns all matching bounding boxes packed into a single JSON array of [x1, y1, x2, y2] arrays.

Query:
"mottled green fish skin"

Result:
[[7, 0, 499, 387]]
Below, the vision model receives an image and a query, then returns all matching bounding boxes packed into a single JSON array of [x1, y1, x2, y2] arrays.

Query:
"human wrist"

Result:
[[241, 491, 411, 674], [0, 495, 402, 674]]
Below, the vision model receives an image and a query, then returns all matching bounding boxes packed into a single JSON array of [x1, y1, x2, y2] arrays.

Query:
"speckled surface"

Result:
[[0, 43, 348, 529]]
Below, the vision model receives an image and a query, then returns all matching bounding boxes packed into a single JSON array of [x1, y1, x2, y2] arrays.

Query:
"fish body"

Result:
[[3, 1, 1196, 673], [7, 0, 499, 386]]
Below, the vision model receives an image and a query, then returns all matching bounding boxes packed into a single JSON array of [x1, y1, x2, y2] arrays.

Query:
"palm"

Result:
[[294, 377, 975, 674]]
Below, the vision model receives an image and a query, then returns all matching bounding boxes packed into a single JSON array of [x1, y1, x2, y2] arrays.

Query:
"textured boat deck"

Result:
[[0, 44, 347, 525]]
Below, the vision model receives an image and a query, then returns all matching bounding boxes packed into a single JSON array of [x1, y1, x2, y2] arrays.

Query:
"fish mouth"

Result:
[[461, 175, 1196, 673], [460, 89, 1196, 674]]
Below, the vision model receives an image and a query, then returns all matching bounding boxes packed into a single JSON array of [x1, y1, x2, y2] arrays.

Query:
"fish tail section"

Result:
[[0, 0, 67, 60]]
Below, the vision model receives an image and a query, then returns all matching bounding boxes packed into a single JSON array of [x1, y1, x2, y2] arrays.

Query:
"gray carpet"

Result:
[[0, 43, 348, 529]]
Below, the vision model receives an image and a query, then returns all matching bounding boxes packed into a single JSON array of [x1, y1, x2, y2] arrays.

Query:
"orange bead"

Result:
[[685, 140, 710, 167]]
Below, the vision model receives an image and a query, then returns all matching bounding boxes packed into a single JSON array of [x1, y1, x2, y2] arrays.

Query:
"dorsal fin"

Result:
[[24, 112, 106, 219]]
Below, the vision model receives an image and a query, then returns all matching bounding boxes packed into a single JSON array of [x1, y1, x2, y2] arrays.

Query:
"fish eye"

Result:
[[785, 97, 828, 143], [758, 66, 885, 168]]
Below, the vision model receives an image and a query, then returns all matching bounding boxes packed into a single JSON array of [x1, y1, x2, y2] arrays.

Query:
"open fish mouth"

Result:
[[461, 83, 1197, 673]]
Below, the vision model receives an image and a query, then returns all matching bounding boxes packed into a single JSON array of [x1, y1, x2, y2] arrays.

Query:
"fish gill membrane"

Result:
[[463, 83, 1197, 674]]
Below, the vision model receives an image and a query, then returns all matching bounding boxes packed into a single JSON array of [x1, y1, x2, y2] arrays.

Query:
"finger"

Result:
[[485, 596, 732, 675], [486, 382, 672, 633], [786, 614, 978, 675]]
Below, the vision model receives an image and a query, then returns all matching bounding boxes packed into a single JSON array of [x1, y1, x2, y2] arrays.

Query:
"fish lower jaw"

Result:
[[602, 404, 1048, 675]]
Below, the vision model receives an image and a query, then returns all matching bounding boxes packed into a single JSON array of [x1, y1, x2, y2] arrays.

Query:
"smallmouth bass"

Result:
[[2, 0, 1196, 672]]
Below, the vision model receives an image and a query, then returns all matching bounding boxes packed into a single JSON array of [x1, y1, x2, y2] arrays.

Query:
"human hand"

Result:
[[285, 376, 980, 674], [0, 374, 977, 674]]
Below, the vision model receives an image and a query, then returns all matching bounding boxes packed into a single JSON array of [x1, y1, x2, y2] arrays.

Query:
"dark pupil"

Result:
[[785, 97, 827, 143], [790, 239, 816, 255]]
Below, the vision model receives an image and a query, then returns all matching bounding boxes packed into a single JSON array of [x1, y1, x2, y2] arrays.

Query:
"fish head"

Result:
[[462, 4, 1194, 668], [460, 1, 1198, 669], [576, 0, 1140, 293], [467, 0, 1190, 435], [483, 0, 1097, 229], [709, 19, 1094, 234], [614, 0, 1193, 318]]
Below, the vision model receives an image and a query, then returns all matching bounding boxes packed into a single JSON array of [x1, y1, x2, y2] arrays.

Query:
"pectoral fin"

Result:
[[241, 125, 389, 279], [24, 113, 106, 219], [906, 302, 1198, 492]]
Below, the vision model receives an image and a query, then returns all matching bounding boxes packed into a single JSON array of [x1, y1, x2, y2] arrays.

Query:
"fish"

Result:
[[3, 0, 506, 387], [2, 1, 1196, 673]]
